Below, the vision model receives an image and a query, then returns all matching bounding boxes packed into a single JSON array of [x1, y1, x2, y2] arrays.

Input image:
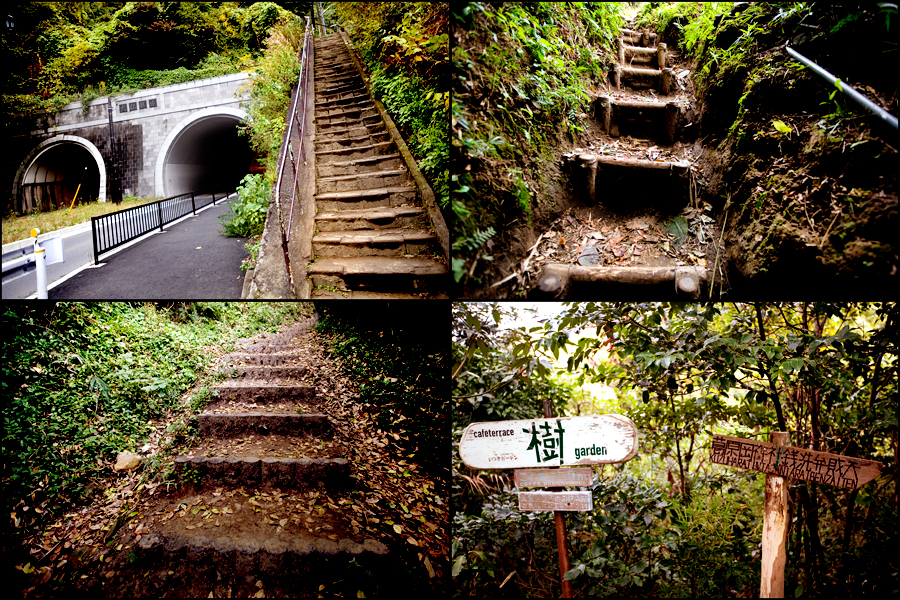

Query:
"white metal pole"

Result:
[[32, 228, 48, 299]]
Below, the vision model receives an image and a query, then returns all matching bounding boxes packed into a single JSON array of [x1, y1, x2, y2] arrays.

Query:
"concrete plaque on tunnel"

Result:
[[459, 415, 638, 469]]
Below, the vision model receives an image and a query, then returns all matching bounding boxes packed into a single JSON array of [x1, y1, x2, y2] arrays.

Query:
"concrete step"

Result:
[[316, 114, 382, 132], [314, 185, 416, 211], [136, 531, 389, 594], [315, 102, 377, 120], [307, 256, 447, 275], [217, 365, 310, 379], [220, 353, 307, 366], [315, 206, 427, 231], [314, 93, 370, 108], [197, 413, 331, 438], [311, 289, 447, 299], [314, 140, 394, 161], [173, 455, 350, 491], [316, 131, 391, 153], [317, 169, 408, 193], [210, 385, 317, 403], [316, 154, 403, 178], [313, 228, 439, 257], [316, 122, 385, 140]]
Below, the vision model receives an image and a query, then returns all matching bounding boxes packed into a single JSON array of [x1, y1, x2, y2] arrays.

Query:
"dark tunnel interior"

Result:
[[163, 115, 255, 197]]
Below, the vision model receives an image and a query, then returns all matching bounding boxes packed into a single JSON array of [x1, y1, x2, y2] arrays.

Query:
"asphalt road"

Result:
[[44, 197, 249, 299]]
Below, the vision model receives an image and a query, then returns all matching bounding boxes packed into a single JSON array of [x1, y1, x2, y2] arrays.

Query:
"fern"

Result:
[[455, 227, 496, 252]]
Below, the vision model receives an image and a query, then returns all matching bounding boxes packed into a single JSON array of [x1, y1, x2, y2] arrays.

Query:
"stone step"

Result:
[[316, 122, 384, 139], [314, 93, 370, 108], [311, 289, 447, 299], [316, 114, 382, 132], [315, 102, 377, 120], [217, 365, 310, 379], [315, 205, 427, 231], [197, 413, 331, 438], [210, 385, 317, 403], [173, 455, 350, 491], [317, 169, 408, 194], [313, 228, 438, 257], [309, 256, 446, 278]]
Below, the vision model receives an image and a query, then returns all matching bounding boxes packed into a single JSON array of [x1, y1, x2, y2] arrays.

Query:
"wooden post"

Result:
[[617, 37, 625, 65], [613, 64, 621, 89], [578, 154, 598, 205], [642, 30, 650, 47], [661, 68, 674, 95], [598, 96, 611, 135], [761, 432, 790, 598], [657, 42, 667, 69], [543, 399, 572, 599], [665, 101, 678, 145]]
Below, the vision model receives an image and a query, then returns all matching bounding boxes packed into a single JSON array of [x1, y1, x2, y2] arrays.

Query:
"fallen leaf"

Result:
[[195, 247, 202, 250]]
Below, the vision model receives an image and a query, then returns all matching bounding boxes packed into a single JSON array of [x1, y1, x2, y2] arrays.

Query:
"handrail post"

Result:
[[191, 191, 196, 214], [158, 200, 163, 232], [91, 216, 99, 265]]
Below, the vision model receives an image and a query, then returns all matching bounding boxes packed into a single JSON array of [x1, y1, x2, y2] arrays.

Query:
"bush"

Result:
[[219, 174, 271, 238]]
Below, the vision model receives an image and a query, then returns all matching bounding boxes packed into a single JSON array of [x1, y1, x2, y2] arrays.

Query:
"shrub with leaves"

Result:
[[219, 173, 271, 238]]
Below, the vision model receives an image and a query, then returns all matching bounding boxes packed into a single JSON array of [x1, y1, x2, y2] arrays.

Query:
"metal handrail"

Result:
[[786, 46, 898, 140], [90, 189, 230, 263], [272, 15, 313, 277]]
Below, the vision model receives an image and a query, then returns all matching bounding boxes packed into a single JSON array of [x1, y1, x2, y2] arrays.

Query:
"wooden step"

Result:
[[197, 413, 331, 438]]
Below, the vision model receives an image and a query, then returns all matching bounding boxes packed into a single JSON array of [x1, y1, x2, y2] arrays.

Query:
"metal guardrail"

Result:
[[786, 46, 899, 142], [91, 189, 230, 264], [272, 15, 313, 275]]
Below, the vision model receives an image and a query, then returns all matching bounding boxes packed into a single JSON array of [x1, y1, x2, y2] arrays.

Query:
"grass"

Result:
[[2, 196, 159, 245]]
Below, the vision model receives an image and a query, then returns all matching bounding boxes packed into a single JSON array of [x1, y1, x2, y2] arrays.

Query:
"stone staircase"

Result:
[[309, 32, 448, 298], [129, 317, 393, 597], [536, 25, 712, 298]]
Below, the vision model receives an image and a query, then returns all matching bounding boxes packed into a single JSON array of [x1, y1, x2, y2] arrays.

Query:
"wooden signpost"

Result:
[[459, 411, 639, 598], [710, 433, 884, 598]]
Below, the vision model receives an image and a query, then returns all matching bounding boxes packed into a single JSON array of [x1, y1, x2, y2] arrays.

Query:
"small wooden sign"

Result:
[[515, 468, 592, 489], [459, 414, 638, 470], [710, 434, 883, 489], [519, 491, 593, 512]]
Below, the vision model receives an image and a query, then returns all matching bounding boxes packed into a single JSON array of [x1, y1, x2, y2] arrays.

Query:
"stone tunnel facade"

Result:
[[10, 72, 252, 213]]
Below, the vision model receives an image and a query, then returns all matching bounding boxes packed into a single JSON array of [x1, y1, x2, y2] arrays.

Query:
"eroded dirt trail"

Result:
[[531, 25, 722, 298]]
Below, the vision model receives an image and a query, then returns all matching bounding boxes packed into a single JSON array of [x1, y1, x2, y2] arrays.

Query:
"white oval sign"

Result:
[[459, 414, 639, 470]]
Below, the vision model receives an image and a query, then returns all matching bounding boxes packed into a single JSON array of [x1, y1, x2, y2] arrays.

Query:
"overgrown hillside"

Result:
[[682, 2, 898, 295], [451, 2, 624, 293]]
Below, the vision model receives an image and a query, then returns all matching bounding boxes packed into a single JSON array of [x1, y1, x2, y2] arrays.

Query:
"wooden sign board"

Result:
[[515, 468, 592, 489], [459, 414, 638, 470], [519, 491, 593, 512], [710, 434, 883, 489]]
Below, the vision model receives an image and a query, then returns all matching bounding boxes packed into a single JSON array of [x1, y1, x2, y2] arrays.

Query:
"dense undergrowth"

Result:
[[453, 302, 898, 597], [1, 302, 309, 540], [679, 2, 899, 292], [451, 2, 624, 290], [314, 302, 447, 479], [330, 2, 450, 212]]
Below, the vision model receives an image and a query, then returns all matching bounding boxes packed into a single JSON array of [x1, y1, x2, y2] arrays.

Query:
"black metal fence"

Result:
[[91, 189, 231, 264]]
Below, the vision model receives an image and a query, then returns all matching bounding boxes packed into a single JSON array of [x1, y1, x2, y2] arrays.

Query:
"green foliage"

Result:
[[452, 302, 898, 597], [2, 302, 310, 537], [332, 3, 449, 211], [219, 174, 271, 238], [370, 68, 448, 208], [237, 13, 305, 179]]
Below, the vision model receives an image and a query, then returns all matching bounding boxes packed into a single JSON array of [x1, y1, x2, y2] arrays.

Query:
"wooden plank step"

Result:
[[318, 153, 400, 167], [318, 169, 406, 183]]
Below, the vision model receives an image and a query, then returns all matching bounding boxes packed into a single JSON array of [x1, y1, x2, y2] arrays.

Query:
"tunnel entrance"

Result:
[[161, 113, 254, 198], [20, 142, 101, 213]]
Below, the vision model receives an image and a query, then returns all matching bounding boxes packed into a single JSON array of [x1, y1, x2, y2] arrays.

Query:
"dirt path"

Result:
[[530, 24, 723, 298]]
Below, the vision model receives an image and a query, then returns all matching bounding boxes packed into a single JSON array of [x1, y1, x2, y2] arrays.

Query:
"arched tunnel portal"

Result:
[[156, 108, 255, 198], [16, 137, 104, 213]]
